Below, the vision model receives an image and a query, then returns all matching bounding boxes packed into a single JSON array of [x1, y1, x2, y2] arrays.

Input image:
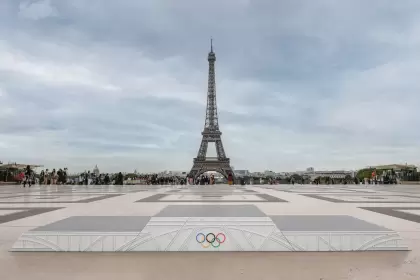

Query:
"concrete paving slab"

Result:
[[270, 215, 392, 232], [31, 216, 151, 232], [155, 205, 266, 217]]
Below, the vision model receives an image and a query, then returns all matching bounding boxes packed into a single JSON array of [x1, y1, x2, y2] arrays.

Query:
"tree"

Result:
[[344, 175, 353, 184], [356, 168, 375, 180], [291, 174, 304, 184], [323, 176, 332, 185]]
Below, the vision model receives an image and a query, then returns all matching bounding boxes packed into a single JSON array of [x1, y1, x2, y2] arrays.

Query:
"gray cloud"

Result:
[[1, 0, 420, 173]]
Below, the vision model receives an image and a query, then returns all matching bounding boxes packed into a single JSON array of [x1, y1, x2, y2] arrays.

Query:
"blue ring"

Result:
[[196, 233, 205, 243]]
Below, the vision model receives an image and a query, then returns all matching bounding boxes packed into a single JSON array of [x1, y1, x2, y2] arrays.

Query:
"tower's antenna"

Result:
[[210, 37, 213, 52]]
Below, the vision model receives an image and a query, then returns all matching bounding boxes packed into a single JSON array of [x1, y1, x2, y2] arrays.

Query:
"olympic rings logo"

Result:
[[196, 232, 226, 248]]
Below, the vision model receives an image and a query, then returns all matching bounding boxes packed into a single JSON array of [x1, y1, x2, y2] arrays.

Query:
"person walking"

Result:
[[44, 169, 49, 185], [39, 170, 45, 185], [227, 173, 233, 186], [63, 168, 68, 185], [116, 172, 124, 185], [104, 173, 110, 185], [84, 171, 89, 186], [23, 165, 32, 188], [57, 169, 63, 185], [17, 171, 25, 186], [51, 169, 57, 185]]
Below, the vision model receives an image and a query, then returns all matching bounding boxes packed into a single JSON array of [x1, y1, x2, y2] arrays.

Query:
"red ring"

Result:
[[216, 233, 226, 243]]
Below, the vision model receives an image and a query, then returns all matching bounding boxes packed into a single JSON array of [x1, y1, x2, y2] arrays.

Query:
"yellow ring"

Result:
[[201, 241, 211, 248]]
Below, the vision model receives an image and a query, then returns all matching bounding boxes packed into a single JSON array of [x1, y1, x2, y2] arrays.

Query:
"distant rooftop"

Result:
[[368, 164, 417, 170], [0, 163, 43, 170]]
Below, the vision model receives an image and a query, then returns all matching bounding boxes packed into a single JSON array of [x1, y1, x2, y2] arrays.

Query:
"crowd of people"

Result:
[[65, 171, 124, 185], [14, 168, 391, 187], [126, 173, 225, 185], [39, 168, 68, 185], [14, 166, 234, 186], [16, 166, 383, 187], [125, 174, 187, 185], [16, 166, 69, 187]]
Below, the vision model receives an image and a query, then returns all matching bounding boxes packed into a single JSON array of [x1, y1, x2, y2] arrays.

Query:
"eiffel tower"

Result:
[[189, 40, 234, 181]]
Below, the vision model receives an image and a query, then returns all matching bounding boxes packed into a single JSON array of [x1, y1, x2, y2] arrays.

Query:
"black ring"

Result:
[[206, 233, 216, 243]]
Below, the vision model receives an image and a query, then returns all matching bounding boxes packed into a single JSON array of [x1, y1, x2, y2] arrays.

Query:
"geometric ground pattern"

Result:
[[11, 211, 407, 252], [302, 194, 420, 203], [360, 207, 420, 224], [2, 183, 420, 278], [0, 207, 63, 224], [3, 183, 418, 252], [1, 184, 419, 253]]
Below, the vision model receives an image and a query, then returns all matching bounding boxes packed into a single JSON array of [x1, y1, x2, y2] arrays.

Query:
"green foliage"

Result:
[[356, 168, 376, 180], [290, 174, 304, 183], [344, 175, 353, 183]]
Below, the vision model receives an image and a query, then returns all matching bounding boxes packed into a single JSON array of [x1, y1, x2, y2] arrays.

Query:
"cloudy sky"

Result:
[[1, 0, 420, 173]]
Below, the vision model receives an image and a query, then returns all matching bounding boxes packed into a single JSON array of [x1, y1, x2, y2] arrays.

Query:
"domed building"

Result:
[[93, 165, 100, 176]]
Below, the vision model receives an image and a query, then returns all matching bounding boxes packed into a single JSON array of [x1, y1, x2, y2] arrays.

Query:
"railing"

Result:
[[194, 157, 230, 162], [204, 157, 219, 161]]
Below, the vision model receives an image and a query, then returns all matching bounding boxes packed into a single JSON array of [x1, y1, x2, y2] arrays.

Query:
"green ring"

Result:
[[211, 239, 220, 248]]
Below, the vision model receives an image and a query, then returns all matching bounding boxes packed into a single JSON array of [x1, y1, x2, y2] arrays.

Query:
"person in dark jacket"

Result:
[[104, 174, 110, 185], [57, 169, 63, 185], [39, 170, 45, 185], [23, 165, 32, 188], [63, 168, 68, 185], [84, 171, 89, 185], [116, 172, 124, 185]]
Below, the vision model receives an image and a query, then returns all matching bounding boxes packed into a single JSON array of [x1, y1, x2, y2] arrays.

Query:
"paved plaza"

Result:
[[0, 184, 420, 279]]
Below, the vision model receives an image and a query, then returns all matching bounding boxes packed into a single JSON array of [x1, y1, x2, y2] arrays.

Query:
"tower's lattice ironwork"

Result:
[[189, 40, 234, 181]]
